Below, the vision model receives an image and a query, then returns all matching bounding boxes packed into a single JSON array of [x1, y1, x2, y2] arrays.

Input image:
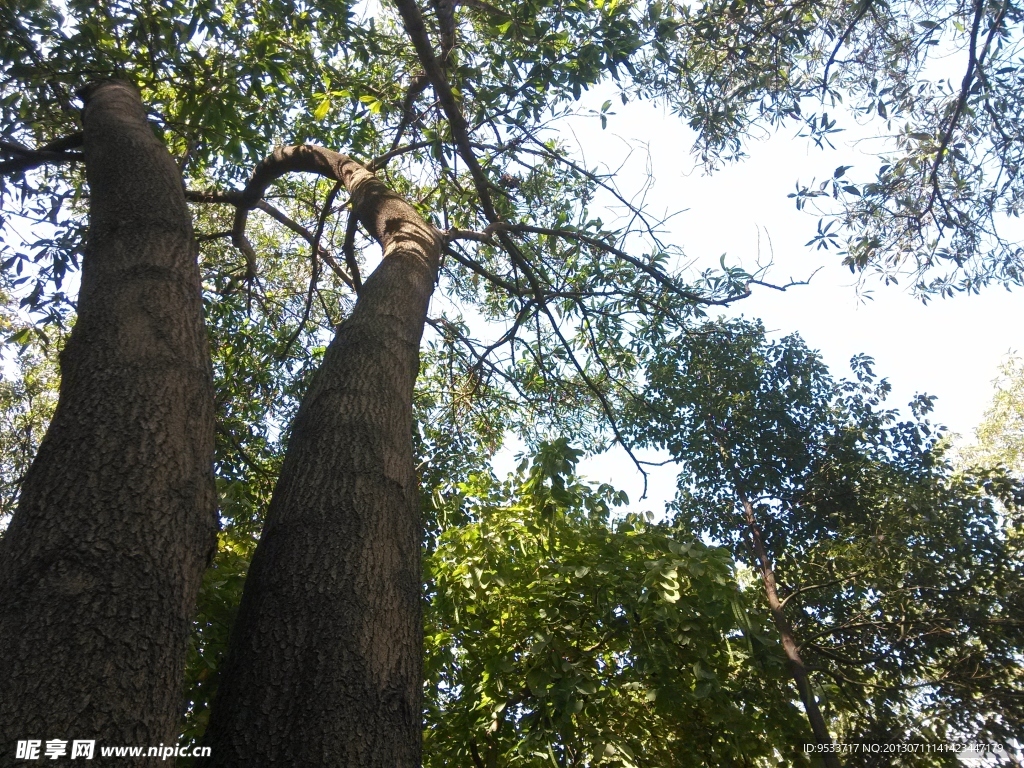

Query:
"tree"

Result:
[[0, 81, 218, 753], [628, 321, 845, 762], [423, 439, 812, 767], [193, 146, 441, 765], [2, 2, 748, 762], [642, 0, 1024, 296], [2, 0, 1024, 764], [961, 354, 1024, 473], [628, 319, 1024, 761]]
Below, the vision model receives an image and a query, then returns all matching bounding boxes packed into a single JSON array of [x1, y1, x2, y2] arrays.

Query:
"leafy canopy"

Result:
[[423, 439, 810, 768], [628, 319, 1024, 752]]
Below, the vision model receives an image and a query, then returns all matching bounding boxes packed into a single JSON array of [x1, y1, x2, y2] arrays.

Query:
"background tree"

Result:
[[628, 319, 1024, 762], [423, 439, 813, 768], [961, 353, 1024, 473], [0, 293, 59, 522]]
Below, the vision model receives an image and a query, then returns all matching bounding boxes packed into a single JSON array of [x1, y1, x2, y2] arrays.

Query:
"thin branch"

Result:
[[389, 74, 430, 154], [442, 244, 521, 294], [276, 257, 319, 361], [192, 145, 439, 290], [467, 301, 533, 380], [452, 222, 709, 303], [513, 246, 651, 495], [637, 456, 677, 467], [275, 179, 344, 360], [311, 180, 344, 277], [368, 139, 435, 171], [393, 0, 500, 221], [254, 199, 355, 288], [468, 740, 486, 768], [341, 208, 363, 293], [196, 230, 233, 243], [927, 0, 1007, 212], [511, 135, 672, 246], [747, 266, 823, 293], [425, 316, 534, 404], [450, 222, 811, 305], [217, 424, 277, 480], [779, 568, 869, 609], [185, 189, 246, 205], [821, 0, 875, 97]]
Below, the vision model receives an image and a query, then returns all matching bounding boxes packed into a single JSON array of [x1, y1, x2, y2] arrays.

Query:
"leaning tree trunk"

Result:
[[0, 81, 216, 763], [201, 146, 441, 767], [733, 483, 842, 768]]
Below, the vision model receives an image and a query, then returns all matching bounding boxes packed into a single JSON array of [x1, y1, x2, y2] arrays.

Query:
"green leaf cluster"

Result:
[[628, 318, 1024, 756], [423, 439, 810, 768]]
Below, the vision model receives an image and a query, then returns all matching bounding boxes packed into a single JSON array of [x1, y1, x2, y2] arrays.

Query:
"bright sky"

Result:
[[509, 86, 1022, 512]]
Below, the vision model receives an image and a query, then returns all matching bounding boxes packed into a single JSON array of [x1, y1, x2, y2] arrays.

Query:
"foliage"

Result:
[[628, 319, 1024, 759], [0, 284, 60, 525], [961, 353, 1024, 474], [179, 529, 253, 748], [423, 439, 811, 768], [640, 0, 1024, 295], [814, 0, 1024, 297], [1, 0, 1023, 759]]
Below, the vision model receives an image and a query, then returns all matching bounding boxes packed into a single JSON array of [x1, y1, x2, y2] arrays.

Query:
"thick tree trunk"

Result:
[[0, 81, 217, 763], [201, 147, 441, 767]]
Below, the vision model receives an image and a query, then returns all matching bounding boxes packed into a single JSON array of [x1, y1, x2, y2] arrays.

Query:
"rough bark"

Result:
[[0, 81, 217, 764], [201, 146, 441, 767]]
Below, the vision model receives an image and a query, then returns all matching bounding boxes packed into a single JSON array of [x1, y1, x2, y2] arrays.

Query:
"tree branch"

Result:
[[779, 568, 869, 609], [253, 199, 355, 288], [443, 243, 522, 295], [190, 145, 439, 283], [368, 139, 435, 171], [450, 223, 708, 303], [0, 134, 84, 176], [393, 0, 500, 221], [821, 0, 875, 97], [927, 0, 1007, 214]]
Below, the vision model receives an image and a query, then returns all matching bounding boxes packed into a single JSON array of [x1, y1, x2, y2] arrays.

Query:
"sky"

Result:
[[494, 85, 1023, 513]]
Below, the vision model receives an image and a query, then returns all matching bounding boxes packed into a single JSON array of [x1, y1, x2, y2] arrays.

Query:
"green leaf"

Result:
[[313, 97, 331, 121]]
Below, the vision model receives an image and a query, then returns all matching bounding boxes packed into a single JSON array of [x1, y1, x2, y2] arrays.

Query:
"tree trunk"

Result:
[[734, 485, 842, 768], [0, 81, 216, 763], [201, 147, 441, 767]]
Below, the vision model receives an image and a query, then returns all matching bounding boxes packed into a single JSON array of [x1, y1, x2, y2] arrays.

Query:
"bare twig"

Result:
[[443, 244, 522, 294]]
